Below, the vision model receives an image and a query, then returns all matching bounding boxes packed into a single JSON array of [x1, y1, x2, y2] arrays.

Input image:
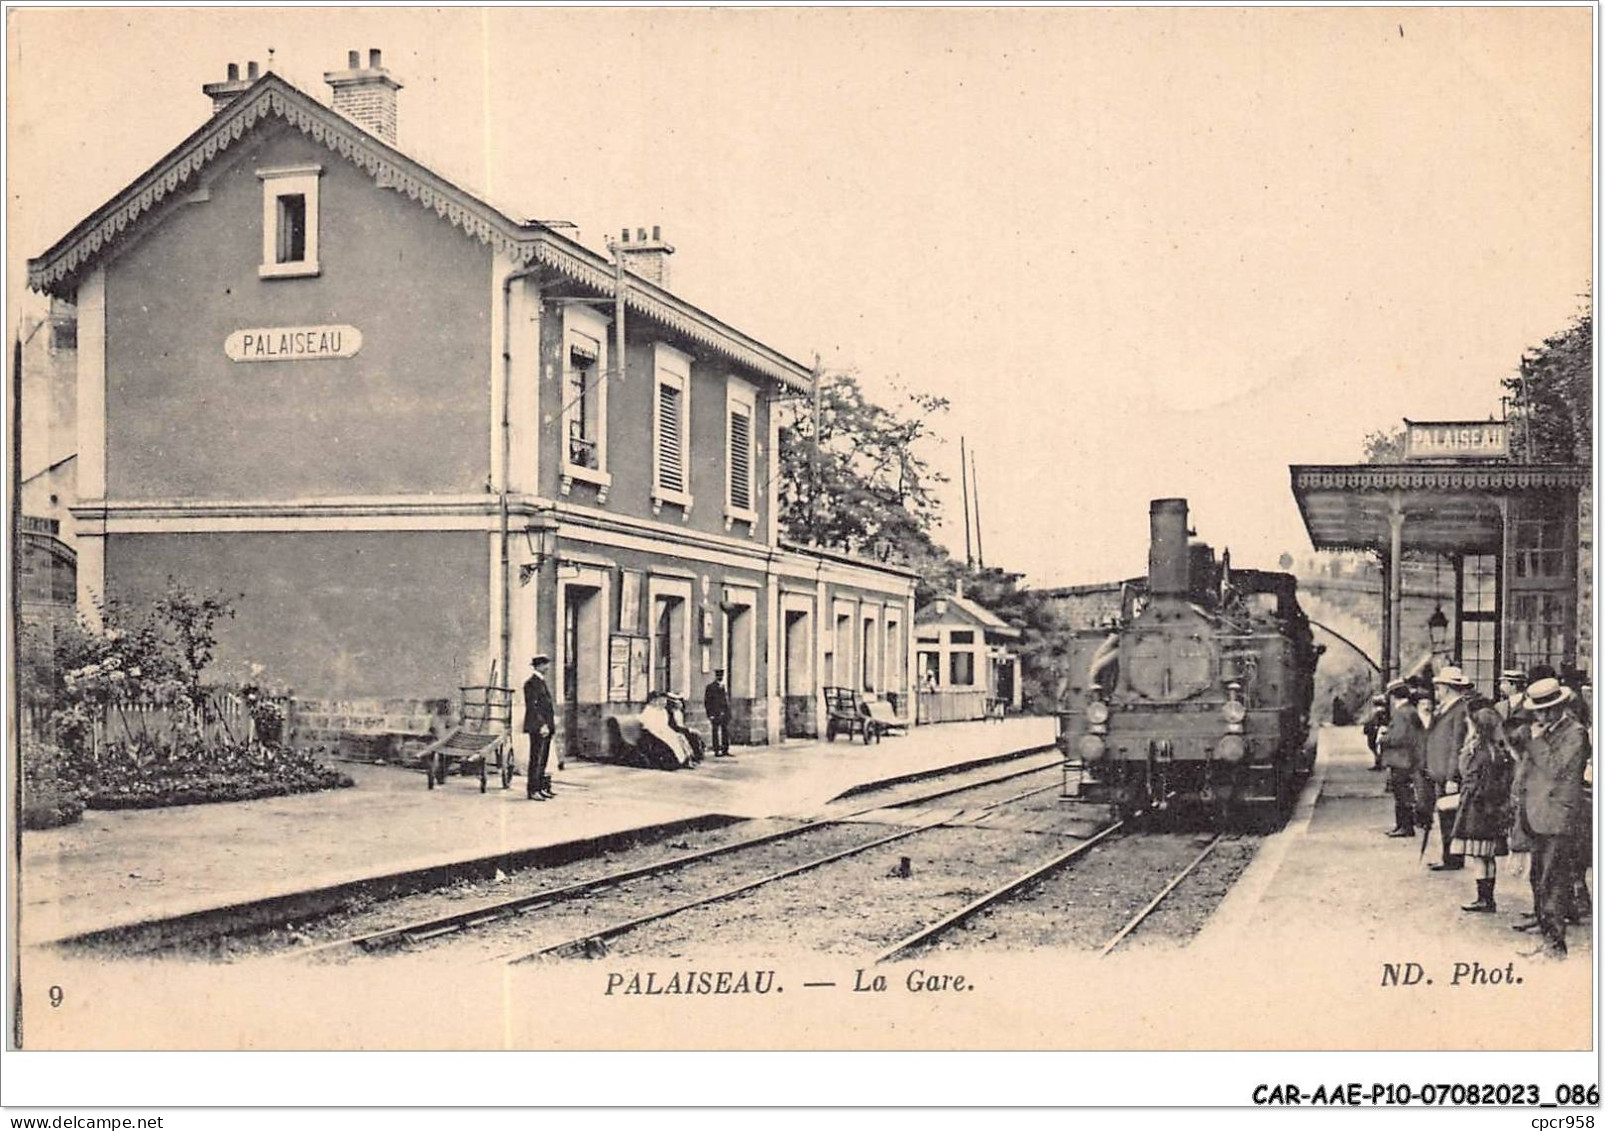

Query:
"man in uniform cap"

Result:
[[1424, 666, 1474, 870], [523, 655, 556, 799], [1512, 677, 1591, 958], [704, 669, 732, 757]]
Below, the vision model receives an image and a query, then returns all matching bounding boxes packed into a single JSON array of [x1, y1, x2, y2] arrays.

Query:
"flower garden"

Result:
[[20, 583, 351, 829]]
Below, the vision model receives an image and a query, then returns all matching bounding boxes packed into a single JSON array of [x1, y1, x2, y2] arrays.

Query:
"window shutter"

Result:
[[658, 382, 684, 492], [729, 408, 752, 510]]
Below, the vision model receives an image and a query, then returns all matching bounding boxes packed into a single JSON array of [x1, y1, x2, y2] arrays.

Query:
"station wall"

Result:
[[102, 122, 493, 502], [104, 530, 488, 702]]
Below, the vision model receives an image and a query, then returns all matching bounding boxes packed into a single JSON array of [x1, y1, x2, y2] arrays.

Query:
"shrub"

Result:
[[69, 737, 353, 810], [21, 740, 86, 829]]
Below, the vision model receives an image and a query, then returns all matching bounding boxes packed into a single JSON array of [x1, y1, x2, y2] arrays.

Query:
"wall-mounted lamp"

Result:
[[518, 526, 559, 586], [1427, 604, 1450, 654]]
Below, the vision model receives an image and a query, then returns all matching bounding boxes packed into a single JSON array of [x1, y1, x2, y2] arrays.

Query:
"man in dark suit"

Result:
[[1378, 680, 1425, 837], [1515, 677, 1592, 958], [523, 654, 556, 799], [704, 669, 732, 757], [1424, 666, 1473, 870]]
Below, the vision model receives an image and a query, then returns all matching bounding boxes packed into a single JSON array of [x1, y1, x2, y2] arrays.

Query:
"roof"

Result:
[[915, 593, 1022, 639], [27, 74, 814, 391], [1290, 462, 1591, 554], [22, 453, 76, 485], [777, 540, 921, 581]]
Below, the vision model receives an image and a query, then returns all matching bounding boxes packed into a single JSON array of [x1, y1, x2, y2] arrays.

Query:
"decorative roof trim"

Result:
[[527, 237, 811, 389], [28, 75, 813, 390], [1291, 463, 1591, 495]]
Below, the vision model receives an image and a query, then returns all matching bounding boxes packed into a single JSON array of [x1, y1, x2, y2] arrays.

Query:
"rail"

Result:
[[280, 752, 1064, 963]]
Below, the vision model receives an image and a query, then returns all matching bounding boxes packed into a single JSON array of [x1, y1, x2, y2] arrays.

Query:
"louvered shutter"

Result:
[[729, 408, 752, 510], [658, 382, 684, 492]]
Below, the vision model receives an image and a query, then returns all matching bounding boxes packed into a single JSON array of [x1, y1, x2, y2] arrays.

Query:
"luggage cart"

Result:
[[419, 684, 515, 792]]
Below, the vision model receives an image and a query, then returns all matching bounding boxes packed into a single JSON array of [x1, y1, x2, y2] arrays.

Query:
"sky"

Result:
[[7, 6, 1593, 585]]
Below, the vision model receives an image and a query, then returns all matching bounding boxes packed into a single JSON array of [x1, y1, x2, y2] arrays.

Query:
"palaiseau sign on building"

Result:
[[1403, 419, 1510, 461], [225, 325, 362, 362]]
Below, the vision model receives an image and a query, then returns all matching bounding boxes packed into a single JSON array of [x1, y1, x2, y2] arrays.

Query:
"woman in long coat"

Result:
[[1449, 706, 1516, 913]]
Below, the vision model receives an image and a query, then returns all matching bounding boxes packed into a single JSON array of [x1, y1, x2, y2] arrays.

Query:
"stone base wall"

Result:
[[563, 697, 771, 761], [784, 695, 818, 738]]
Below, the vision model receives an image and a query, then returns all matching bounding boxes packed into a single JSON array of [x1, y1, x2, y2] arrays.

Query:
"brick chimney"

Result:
[[615, 226, 675, 288], [324, 48, 402, 145], [202, 60, 260, 115]]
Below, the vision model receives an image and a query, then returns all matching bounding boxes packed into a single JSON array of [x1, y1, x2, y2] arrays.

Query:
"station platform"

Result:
[[1186, 724, 1592, 1049], [18, 716, 1056, 947]]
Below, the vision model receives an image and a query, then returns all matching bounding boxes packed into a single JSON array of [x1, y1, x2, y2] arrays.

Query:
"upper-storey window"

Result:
[[257, 165, 322, 279], [652, 344, 693, 515], [725, 379, 758, 529], [560, 305, 611, 499]]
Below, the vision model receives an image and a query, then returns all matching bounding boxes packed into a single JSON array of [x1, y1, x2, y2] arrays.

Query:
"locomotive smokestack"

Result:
[[1148, 498, 1191, 597]]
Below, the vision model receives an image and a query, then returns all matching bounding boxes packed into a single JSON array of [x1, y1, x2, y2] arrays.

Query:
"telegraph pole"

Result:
[[960, 435, 973, 570], [971, 446, 985, 570]]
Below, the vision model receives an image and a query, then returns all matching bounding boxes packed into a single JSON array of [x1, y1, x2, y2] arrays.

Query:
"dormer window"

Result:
[[258, 165, 322, 278]]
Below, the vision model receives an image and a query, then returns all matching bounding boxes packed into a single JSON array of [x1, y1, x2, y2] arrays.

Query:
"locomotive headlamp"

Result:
[[1077, 735, 1107, 763], [1086, 700, 1111, 726], [1216, 734, 1246, 763], [1221, 699, 1247, 726]]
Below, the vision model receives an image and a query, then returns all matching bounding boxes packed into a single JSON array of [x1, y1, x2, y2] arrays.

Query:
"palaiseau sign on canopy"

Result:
[[1403, 419, 1510, 461], [225, 325, 362, 362]]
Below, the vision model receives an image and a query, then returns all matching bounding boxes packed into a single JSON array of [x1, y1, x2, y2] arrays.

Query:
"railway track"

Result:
[[1097, 833, 1225, 956], [281, 755, 1065, 964], [275, 756, 1246, 966]]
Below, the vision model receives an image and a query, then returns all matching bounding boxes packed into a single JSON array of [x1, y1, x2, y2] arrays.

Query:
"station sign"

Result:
[[1403, 420, 1509, 461], [225, 324, 361, 363]]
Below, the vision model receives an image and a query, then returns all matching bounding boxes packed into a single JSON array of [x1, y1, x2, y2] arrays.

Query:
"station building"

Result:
[[27, 53, 916, 763], [1290, 419, 1591, 693]]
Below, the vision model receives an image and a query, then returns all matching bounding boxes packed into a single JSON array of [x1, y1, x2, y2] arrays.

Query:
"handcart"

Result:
[[419, 683, 515, 792]]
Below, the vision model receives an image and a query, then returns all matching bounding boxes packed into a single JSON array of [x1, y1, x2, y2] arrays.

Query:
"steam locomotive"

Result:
[[1057, 499, 1320, 825]]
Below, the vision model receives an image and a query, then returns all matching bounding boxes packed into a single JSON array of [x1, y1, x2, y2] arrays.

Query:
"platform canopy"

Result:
[[1290, 463, 1591, 555]]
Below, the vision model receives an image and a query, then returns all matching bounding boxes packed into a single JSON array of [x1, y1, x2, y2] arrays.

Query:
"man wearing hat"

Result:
[[1378, 679, 1426, 837], [1423, 666, 1474, 870], [1496, 669, 1529, 723], [1512, 676, 1591, 958], [704, 669, 732, 758], [1362, 694, 1388, 772], [523, 654, 556, 799]]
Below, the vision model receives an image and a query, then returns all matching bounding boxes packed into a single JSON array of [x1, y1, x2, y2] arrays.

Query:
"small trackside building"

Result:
[[28, 53, 916, 768], [914, 593, 1021, 722]]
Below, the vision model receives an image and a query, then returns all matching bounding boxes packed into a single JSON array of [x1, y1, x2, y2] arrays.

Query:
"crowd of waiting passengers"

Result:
[[1353, 665, 1592, 960]]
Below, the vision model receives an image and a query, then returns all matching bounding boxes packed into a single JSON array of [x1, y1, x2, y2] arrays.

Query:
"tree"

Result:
[[777, 370, 949, 566], [1362, 425, 1407, 463], [1504, 312, 1591, 464]]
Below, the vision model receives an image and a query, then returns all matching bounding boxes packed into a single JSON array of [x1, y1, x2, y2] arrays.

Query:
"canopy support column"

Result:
[[1386, 495, 1404, 681]]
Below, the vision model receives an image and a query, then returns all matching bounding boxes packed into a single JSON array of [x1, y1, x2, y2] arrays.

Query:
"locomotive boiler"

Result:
[[1057, 498, 1320, 825]]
